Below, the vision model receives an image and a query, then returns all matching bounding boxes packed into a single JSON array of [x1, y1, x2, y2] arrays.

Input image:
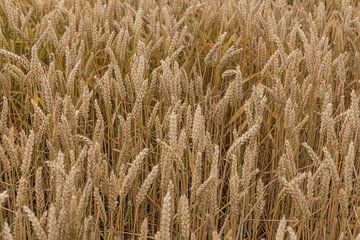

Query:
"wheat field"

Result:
[[0, 0, 360, 239]]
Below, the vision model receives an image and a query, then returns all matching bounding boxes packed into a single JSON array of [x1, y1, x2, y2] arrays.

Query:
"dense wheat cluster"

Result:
[[1, 0, 360, 239]]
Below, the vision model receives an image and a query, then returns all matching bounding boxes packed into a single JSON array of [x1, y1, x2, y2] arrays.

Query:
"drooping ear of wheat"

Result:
[[23, 206, 47, 240], [136, 164, 159, 207], [119, 148, 149, 199]]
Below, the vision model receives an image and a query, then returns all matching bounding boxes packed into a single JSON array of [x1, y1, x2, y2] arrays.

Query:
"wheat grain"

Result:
[[140, 217, 148, 240], [0, 1, 360, 239], [2, 222, 14, 240], [23, 206, 47, 240], [160, 183, 173, 240], [136, 165, 159, 207], [178, 195, 190, 239], [276, 216, 287, 240], [119, 148, 149, 199]]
